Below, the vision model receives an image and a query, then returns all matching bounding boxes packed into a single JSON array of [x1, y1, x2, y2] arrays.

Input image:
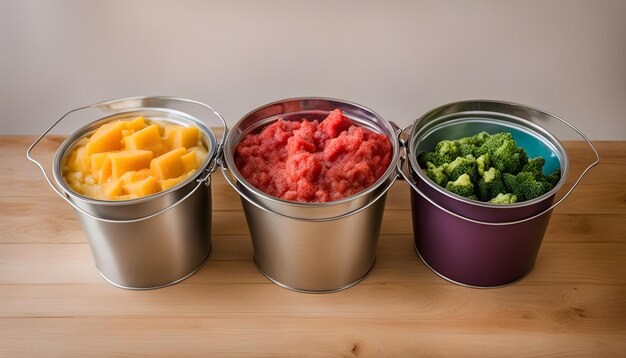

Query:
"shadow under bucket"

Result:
[[221, 97, 400, 293], [398, 100, 599, 288]]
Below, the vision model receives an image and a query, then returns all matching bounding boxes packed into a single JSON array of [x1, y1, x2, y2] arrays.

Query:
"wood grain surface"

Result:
[[1, 137, 625, 357]]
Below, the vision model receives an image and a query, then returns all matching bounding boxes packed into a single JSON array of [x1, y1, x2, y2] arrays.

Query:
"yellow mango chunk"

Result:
[[104, 178, 124, 200], [164, 125, 199, 149], [73, 147, 91, 173], [95, 157, 112, 184], [188, 146, 208, 167], [124, 116, 146, 131], [158, 177, 183, 191], [63, 116, 206, 201], [108, 150, 153, 179], [123, 124, 161, 150], [122, 176, 157, 197], [134, 168, 152, 180], [150, 148, 186, 180], [86, 121, 124, 155], [90, 152, 111, 171], [181, 151, 199, 173]]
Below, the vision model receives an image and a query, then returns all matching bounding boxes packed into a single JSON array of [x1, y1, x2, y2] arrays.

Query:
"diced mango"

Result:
[[90, 152, 109, 172], [104, 178, 124, 200], [90, 152, 114, 183], [158, 175, 185, 191], [134, 168, 152, 181], [73, 147, 91, 173], [150, 148, 186, 180], [85, 121, 124, 155], [123, 124, 161, 150], [124, 116, 146, 131], [164, 125, 199, 149], [188, 146, 208, 167], [95, 157, 112, 183], [63, 116, 206, 201], [108, 150, 153, 179], [181, 151, 199, 173], [148, 142, 170, 157], [122, 176, 157, 197]]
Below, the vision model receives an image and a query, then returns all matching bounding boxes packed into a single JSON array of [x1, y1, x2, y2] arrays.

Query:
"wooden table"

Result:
[[1, 136, 624, 356]]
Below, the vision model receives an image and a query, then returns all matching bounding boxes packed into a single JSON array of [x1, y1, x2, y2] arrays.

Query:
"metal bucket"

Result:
[[398, 100, 599, 288], [221, 97, 400, 293], [27, 96, 227, 289]]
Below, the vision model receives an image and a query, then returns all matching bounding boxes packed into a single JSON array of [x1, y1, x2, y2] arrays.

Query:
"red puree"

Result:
[[235, 109, 392, 202]]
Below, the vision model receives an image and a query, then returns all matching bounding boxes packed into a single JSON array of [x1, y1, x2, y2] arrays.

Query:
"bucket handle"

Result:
[[26, 96, 227, 224], [396, 117, 600, 226], [220, 156, 398, 222]]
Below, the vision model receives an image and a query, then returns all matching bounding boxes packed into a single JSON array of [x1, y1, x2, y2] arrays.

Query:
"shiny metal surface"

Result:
[[28, 96, 226, 289], [222, 97, 400, 292]]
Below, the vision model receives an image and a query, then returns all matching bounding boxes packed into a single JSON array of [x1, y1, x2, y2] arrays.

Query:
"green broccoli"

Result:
[[503, 171, 554, 201], [477, 133, 529, 174], [544, 168, 561, 186], [521, 157, 546, 178], [423, 162, 448, 187], [443, 155, 478, 183], [457, 131, 489, 146], [476, 167, 507, 202], [417, 131, 560, 204], [417, 151, 447, 167], [434, 140, 461, 163], [489, 193, 518, 204], [476, 153, 490, 176], [445, 173, 475, 199]]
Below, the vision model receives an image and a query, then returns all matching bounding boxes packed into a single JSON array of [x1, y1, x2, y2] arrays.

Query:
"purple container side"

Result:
[[410, 189, 553, 287]]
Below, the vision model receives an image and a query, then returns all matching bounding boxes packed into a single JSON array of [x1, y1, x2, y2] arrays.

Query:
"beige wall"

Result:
[[1, 0, 625, 139]]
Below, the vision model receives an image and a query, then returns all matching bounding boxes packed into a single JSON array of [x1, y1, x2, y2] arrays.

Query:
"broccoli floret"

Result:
[[419, 131, 559, 204], [477, 133, 528, 174], [476, 153, 490, 176], [458, 143, 476, 157], [434, 140, 461, 163], [544, 168, 561, 186], [443, 155, 478, 183], [423, 162, 448, 187], [489, 193, 518, 204], [522, 157, 546, 178], [457, 131, 489, 147], [445, 173, 475, 199], [417, 151, 447, 167], [503, 171, 553, 201], [476, 167, 507, 201]]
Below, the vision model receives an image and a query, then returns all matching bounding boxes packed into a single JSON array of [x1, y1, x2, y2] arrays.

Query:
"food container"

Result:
[[27, 96, 227, 289], [398, 100, 599, 287], [221, 97, 400, 293]]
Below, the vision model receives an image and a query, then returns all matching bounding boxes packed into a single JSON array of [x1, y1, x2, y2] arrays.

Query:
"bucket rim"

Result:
[[406, 99, 570, 210], [52, 106, 217, 207], [223, 96, 400, 209]]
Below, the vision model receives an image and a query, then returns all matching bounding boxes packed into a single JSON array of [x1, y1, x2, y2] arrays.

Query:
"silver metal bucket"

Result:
[[27, 96, 227, 290], [221, 97, 400, 293], [397, 100, 600, 287]]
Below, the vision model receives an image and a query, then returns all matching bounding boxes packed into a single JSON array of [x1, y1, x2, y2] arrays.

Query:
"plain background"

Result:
[[1, 0, 625, 139]]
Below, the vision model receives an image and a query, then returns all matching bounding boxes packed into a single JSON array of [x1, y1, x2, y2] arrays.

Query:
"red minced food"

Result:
[[234, 109, 392, 203]]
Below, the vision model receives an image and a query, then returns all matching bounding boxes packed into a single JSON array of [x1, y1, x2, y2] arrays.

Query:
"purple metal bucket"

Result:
[[398, 100, 599, 288]]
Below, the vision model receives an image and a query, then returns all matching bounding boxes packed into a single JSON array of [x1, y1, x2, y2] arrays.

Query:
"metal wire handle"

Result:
[[26, 96, 228, 224], [220, 156, 398, 222], [396, 116, 600, 226]]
